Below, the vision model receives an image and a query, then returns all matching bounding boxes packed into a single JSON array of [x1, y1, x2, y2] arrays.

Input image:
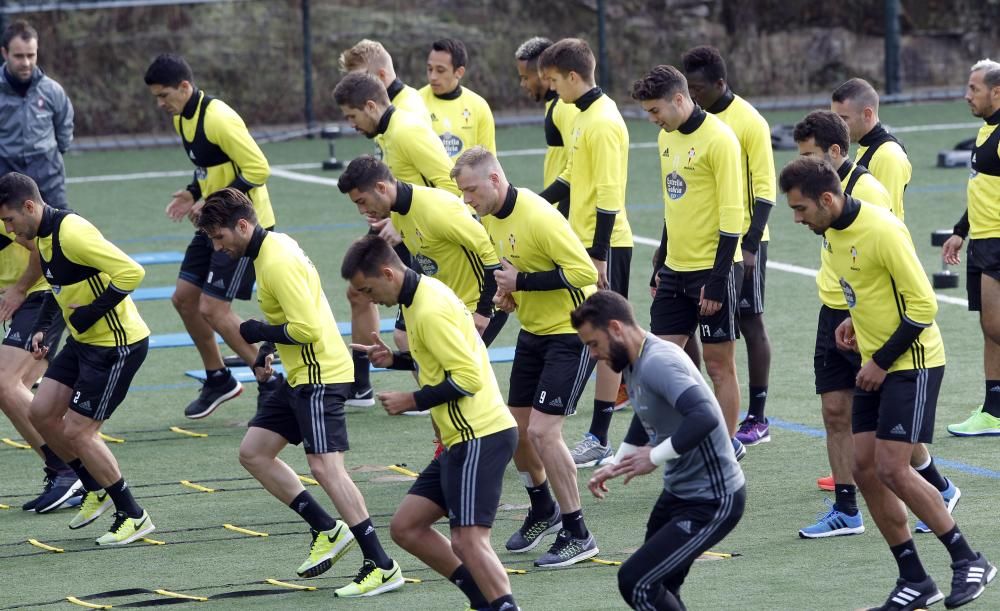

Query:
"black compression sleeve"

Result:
[[871, 319, 926, 371], [388, 351, 416, 371], [517, 268, 566, 291], [239, 320, 302, 345], [650, 222, 667, 288], [670, 384, 721, 455], [32, 291, 62, 335], [227, 175, 255, 194], [953, 210, 970, 240], [538, 179, 570, 204], [412, 376, 470, 411], [587, 209, 616, 261], [67, 283, 130, 333], [742, 198, 774, 254], [703, 233, 740, 303], [477, 264, 500, 317]]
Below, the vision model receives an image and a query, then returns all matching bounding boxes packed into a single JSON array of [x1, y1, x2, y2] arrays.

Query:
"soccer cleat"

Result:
[[798, 499, 865, 539], [68, 490, 113, 529], [570, 433, 613, 468], [947, 406, 1000, 437], [505, 504, 561, 553], [945, 552, 996, 608], [732, 437, 747, 462], [184, 374, 242, 419], [915, 478, 962, 534], [334, 559, 404, 598], [735, 417, 771, 446], [613, 383, 630, 411], [817, 474, 835, 491], [22, 467, 57, 512], [534, 529, 599, 568], [33, 472, 83, 514], [95, 510, 156, 546], [297, 521, 356, 578], [345, 382, 375, 408], [866, 577, 943, 610]]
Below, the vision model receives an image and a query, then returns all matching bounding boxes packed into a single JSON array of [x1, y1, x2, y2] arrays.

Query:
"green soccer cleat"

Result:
[[334, 559, 404, 598], [296, 521, 356, 578], [947, 406, 1000, 437], [95, 510, 155, 546], [68, 491, 113, 529]]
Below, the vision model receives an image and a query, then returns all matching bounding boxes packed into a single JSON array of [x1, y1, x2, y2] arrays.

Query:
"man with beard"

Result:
[[577, 290, 744, 611]]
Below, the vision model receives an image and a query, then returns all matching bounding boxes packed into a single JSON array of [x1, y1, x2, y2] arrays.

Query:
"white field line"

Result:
[[632, 235, 968, 307], [269, 167, 339, 187]]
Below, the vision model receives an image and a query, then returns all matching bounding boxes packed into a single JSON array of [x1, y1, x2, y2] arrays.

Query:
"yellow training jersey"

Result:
[[543, 92, 579, 188], [401, 272, 516, 448], [419, 85, 496, 158], [388, 80, 428, 120], [818, 161, 893, 309], [825, 200, 945, 372], [855, 124, 910, 222], [0, 231, 46, 295], [248, 229, 353, 387], [175, 90, 275, 228], [391, 183, 500, 313], [481, 186, 598, 336], [658, 109, 744, 271], [35, 208, 149, 347], [710, 91, 775, 243], [375, 107, 460, 196], [559, 89, 632, 249], [967, 113, 1000, 239]]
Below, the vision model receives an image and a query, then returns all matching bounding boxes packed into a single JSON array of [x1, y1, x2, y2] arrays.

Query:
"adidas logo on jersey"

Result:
[[890, 423, 907, 436], [548, 396, 564, 408], [45, 269, 54, 279]]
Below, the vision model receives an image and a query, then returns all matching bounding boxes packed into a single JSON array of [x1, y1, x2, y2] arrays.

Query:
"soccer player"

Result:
[[452, 146, 600, 568], [831, 77, 912, 221], [782, 157, 996, 610], [682, 46, 774, 447], [339, 39, 428, 118], [795, 110, 960, 538], [0, 172, 153, 545], [344, 235, 519, 611], [0, 230, 77, 513], [513, 36, 578, 217], [144, 53, 279, 419], [336, 155, 505, 344], [631, 65, 746, 458], [943, 59, 1000, 438], [420, 38, 496, 158], [0, 20, 73, 210], [577, 291, 745, 611], [333, 71, 460, 404], [537, 38, 632, 466], [196, 189, 404, 597]]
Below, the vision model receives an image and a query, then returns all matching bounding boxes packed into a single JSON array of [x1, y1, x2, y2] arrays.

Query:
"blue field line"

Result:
[[117, 221, 368, 245], [766, 416, 1000, 480]]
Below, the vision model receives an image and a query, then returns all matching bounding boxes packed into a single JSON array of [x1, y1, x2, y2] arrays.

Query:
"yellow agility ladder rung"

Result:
[[169, 426, 207, 438], [27, 538, 64, 553], [66, 596, 111, 609], [154, 589, 208, 602], [264, 578, 316, 591], [386, 464, 420, 478], [1, 437, 31, 449], [179, 480, 216, 493], [223, 523, 269, 537], [98, 432, 125, 443]]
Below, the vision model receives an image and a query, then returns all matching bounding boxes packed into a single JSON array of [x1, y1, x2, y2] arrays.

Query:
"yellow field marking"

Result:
[[223, 524, 269, 537], [27, 538, 64, 553], [179, 480, 216, 493], [168, 426, 207, 438]]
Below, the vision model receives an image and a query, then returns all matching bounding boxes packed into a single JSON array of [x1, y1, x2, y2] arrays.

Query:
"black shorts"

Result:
[[508, 330, 596, 415], [178, 230, 257, 302], [738, 241, 767, 315], [813, 305, 861, 394], [3, 291, 64, 354], [618, 486, 745, 609], [852, 366, 944, 444], [250, 381, 350, 454], [407, 427, 517, 528], [44, 336, 149, 421], [650, 264, 742, 343], [966, 238, 1000, 311], [607, 246, 632, 298]]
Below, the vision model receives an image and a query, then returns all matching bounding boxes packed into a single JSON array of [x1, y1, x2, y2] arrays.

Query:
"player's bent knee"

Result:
[[616, 566, 641, 607], [198, 295, 232, 324], [389, 514, 417, 548]]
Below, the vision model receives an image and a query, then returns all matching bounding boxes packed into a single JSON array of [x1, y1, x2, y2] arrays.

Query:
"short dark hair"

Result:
[[332, 72, 389, 109], [430, 38, 468, 70], [778, 157, 843, 201], [631, 65, 688, 101], [514, 37, 553, 67], [793, 110, 850, 155], [571, 290, 637, 331], [0, 172, 41, 210], [337, 155, 395, 194], [2, 20, 37, 50], [196, 188, 258, 231], [538, 38, 595, 80], [831, 77, 879, 110], [681, 46, 727, 83], [144, 53, 194, 88], [340, 234, 405, 280]]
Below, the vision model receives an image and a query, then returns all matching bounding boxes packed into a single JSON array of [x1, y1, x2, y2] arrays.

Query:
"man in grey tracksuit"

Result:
[[573, 290, 746, 611], [0, 20, 73, 210]]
